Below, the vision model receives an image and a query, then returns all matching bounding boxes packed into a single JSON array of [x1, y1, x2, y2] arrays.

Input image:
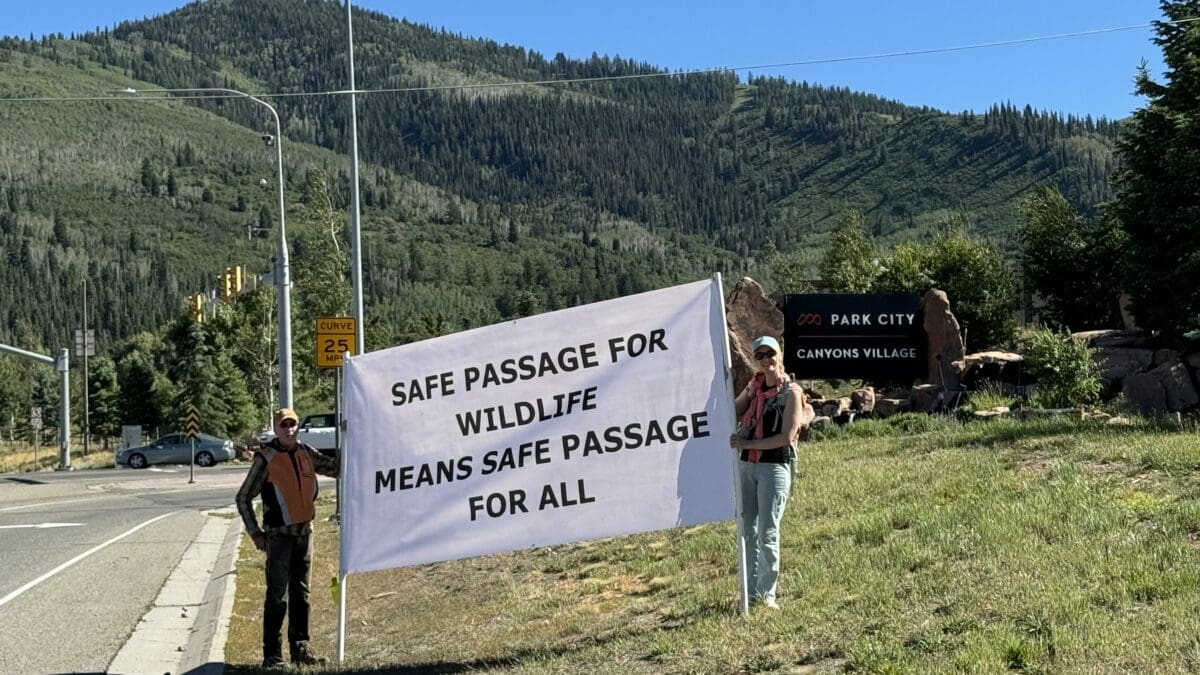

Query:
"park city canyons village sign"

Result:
[[782, 294, 926, 380]]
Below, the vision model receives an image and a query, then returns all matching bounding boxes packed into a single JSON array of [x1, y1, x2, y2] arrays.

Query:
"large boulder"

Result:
[[1149, 360, 1199, 411], [1123, 372, 1167, 414], [1119, 294, 1137, 331], [953, 351, 1025, 387], [1073, 329, 1149, 349], [1092, 347, 1155, 389], [1154, 349, 1181, 367], [910, 384, 944, 413], [874, 397, 911, 418], [818, 397, 852, 418], [851, 387, 876, 414], [922, 290, 964, 388], [725, 277, 784, 393], [797, 398, 816, 430]]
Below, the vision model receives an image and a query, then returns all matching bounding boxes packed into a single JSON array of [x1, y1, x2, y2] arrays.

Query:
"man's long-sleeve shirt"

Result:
[[235, 443, 339, 537]]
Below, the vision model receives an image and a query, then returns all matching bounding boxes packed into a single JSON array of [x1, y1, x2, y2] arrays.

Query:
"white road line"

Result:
[[0, 496, 110, 513], [0, 511, 178, 609], [0, 483, 242, 514], [0, 522, 84, 530]]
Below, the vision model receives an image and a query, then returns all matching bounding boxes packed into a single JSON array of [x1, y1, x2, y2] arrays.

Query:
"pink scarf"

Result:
[[739, 372, 788, 463]]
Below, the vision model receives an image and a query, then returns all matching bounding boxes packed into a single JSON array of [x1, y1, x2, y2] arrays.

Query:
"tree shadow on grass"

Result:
[[212, 601, 715, 675], [938, 419, 1101, 452]]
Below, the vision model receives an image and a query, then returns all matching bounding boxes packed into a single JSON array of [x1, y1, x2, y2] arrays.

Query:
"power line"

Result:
[[0, 17, 1195, 104]]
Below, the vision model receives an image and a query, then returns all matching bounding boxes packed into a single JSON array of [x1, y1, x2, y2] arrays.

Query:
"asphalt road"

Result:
[[0, 463, 252, 674]]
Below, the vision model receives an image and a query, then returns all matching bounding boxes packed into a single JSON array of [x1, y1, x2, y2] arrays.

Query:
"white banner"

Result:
[[341, 278, 735, 574]]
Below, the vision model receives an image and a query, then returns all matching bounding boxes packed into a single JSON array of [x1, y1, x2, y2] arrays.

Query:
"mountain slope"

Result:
[[0, 0, 1120, 352]]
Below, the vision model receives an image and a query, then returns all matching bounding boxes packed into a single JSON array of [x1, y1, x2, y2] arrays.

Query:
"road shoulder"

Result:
[[108, 507, 244, 674]]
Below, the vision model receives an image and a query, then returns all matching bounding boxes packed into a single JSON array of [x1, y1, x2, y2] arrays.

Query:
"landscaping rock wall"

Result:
[[1080, 330, 1200, 414]]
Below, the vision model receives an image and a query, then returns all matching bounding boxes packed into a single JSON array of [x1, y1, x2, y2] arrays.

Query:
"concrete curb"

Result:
[[107, 507, 244, 675], [187, 508, 245, 675]]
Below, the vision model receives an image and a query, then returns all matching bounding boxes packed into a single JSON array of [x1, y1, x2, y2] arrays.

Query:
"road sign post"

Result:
[[316, 317, 355, 523], [184, 404, 200, 484], [30, 407, 42, 470]]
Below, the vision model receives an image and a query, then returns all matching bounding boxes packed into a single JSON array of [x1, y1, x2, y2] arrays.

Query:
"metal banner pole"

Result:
[[337, 353, 350, 664], [713, 272, 749, 616], [189, 438, 195, 484], [336, 572, 348, 663], [335, 368, 343, 522]]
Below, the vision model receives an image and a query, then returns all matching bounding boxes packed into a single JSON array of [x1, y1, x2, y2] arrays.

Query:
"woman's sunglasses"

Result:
[[280, 420, 298, 428], [754, 351, 775, 361]]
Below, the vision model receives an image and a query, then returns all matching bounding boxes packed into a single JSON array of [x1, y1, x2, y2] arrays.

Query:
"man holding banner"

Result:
[[236, 407, 340, 668]]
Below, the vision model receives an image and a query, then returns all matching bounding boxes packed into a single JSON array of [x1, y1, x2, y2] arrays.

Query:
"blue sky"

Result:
[[5, 1, 1170, 119]]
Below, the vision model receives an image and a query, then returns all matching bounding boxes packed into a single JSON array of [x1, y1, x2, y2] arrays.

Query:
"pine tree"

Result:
[[88, 355, 122, 446], [140, 158, 158, 195], [819, 210, 878, 292], [1018, 186, 1125, 330], [1112, 0, 1200, 338]]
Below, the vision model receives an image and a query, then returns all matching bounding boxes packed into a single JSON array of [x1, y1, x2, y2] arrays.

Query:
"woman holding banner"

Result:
[[729, 335, 803, 609]]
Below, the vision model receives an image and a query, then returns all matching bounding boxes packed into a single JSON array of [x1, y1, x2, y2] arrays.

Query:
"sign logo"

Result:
[[794, 313, 822, 327]]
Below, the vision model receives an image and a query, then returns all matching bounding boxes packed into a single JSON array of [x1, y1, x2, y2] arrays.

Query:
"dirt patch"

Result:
[[1189, 531, 1200, 551], [1017, 456, 1051, 476], [1082, 461, 1171, 493]]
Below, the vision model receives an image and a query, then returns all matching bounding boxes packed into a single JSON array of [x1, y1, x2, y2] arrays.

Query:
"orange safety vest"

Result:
[[258, 441, 319, 528]]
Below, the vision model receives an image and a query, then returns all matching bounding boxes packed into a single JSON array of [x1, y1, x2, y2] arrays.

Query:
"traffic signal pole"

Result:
[[0, 343, 70, 470]]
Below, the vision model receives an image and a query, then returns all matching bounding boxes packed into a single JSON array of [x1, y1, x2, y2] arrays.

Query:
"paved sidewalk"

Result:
[[108, 507, 244, 675]]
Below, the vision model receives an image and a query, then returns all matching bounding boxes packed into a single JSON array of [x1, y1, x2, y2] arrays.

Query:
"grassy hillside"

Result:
[[227, 417, 1200, 673]]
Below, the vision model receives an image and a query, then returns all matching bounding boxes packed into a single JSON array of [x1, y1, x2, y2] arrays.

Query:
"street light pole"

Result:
[[123, 87, 293, 408], [346, 0, 365, 357]]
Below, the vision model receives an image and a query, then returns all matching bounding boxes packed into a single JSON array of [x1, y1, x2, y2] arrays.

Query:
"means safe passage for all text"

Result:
[[374, 410, 711, 521], [374, 411, 712, 495]]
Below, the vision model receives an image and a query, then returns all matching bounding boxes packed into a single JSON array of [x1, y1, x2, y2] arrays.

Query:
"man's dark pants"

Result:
[[263, 532, 313, 661]]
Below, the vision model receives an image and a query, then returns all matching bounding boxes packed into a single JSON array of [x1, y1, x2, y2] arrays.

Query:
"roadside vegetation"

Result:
[[0, 439, 115, 473], [226, 416, 1200, 673]]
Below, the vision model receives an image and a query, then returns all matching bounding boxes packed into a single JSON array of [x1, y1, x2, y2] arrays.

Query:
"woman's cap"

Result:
[[751, 336, 781, 354]]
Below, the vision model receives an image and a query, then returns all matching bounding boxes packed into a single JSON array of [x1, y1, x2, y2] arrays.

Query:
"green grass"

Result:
[[225, 416, 1200, 673], [964, 380, 1018, 413]]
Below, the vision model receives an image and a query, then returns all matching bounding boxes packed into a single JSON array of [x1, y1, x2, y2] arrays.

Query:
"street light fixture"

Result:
[[123, 87, 294, 408]]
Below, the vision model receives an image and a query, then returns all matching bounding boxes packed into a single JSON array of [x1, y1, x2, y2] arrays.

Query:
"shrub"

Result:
[[1018, 328, 1101, 408], [963, 380, 1017, 414], [885, 412, 940, 434]]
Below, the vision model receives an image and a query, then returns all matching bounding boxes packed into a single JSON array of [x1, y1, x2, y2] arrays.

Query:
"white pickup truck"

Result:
[[260, 412, 338, 456]]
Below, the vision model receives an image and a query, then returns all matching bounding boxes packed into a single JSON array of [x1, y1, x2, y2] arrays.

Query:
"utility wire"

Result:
[[0, 17, 1195, 104]]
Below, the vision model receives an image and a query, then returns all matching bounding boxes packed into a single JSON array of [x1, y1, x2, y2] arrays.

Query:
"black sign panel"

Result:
[[781, 294, 925, 381]]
